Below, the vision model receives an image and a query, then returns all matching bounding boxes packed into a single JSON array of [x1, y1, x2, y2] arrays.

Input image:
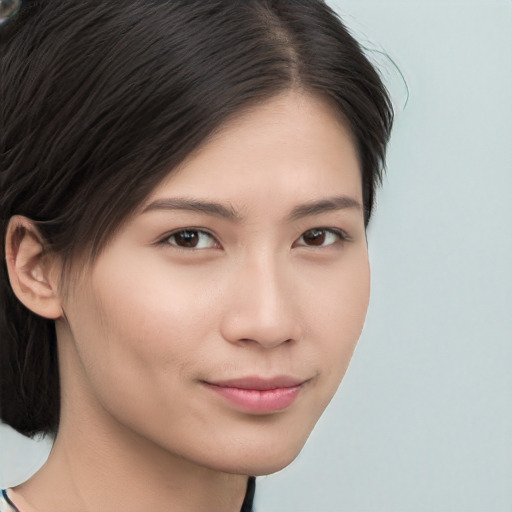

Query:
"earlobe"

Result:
[[5, 216, 63, 319]]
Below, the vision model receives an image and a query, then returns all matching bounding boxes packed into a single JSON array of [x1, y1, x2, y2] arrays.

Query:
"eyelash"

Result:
[[294, 228, 349, 248], [158, 227, 350, 251], [159, 229, 220, 250]]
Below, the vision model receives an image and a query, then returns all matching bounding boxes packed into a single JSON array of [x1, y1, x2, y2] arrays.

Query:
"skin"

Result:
[[6, 91, 370, 512]]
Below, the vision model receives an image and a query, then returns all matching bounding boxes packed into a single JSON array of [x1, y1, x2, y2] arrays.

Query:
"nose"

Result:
[[219, 254, 302, 349]]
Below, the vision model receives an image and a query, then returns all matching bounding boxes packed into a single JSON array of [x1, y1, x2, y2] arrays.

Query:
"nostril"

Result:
[[228, 334, 297, 349]]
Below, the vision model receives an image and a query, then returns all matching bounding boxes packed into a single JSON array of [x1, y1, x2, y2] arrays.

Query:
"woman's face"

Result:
[[57, 91, 370, 476]]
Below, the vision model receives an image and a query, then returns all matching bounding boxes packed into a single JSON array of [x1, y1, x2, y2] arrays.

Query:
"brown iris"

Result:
[[302, 229, 328, 246], [173, 230, 201, 248]]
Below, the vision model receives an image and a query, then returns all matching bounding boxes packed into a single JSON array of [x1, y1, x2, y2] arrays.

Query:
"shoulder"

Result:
[[0, 490, 20, 512]]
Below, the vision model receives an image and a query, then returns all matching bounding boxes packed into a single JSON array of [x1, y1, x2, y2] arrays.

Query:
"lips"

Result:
[[207, 375, 306, 390], [203, 375, 308, 413]]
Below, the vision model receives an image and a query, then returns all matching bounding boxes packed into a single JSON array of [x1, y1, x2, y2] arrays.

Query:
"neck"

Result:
[[14, 404, 248, 512]]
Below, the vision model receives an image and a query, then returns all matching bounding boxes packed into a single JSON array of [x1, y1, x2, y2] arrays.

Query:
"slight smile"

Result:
[[203, 376, 310, 413]]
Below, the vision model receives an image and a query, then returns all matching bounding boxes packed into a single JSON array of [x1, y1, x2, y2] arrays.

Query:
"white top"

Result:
[[0, 490, 20, 512]]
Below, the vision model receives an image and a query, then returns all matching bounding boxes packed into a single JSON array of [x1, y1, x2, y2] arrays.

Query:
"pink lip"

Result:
[[203, 376, 307, 413]]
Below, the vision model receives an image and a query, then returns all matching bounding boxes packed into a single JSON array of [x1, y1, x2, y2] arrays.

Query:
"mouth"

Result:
[[202, 376, 309, 413]]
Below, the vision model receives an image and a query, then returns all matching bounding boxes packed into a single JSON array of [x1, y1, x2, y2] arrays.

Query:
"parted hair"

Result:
[[0, 0, 393, 437]]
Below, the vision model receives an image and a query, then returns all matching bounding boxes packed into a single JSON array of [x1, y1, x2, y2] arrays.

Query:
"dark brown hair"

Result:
[[0, 0, 393, 437]]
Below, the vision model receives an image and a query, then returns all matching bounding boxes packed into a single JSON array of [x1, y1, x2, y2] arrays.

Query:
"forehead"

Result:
[[144, 91, 362, 213]]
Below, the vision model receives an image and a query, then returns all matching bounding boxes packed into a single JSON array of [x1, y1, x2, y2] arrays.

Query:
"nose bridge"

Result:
[[221, 248, 300, 348]]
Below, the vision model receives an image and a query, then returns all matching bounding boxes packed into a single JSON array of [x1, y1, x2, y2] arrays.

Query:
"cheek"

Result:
[[88, 256, 217, 369], [61, 257, 226, 449], [303, 249, 370, 389], [67, 256, 217, 413]]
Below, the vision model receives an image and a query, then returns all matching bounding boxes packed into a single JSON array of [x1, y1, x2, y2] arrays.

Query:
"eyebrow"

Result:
[[141, 197, 242, 222], [141, 195, 362, 222], [287, 196, 363, 221]]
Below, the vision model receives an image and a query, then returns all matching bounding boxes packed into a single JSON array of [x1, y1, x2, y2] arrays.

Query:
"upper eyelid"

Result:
[[160, 227, 216, 238], [294, 227, 350, 245], [157, 228, 220, 246], [298, 227, 350, 239]]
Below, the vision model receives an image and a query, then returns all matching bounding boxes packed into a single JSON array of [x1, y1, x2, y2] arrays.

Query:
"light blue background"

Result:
[[1, 1, 511, 510]]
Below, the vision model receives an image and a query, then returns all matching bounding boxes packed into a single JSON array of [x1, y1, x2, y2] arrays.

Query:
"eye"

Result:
[[164, 229, 219, 249], [294, 228, 347, 248]]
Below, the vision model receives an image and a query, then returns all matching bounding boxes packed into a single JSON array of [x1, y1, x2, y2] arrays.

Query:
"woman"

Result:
[[0, 0, 393, 510]]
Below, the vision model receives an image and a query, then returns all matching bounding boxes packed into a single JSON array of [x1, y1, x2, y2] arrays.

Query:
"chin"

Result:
[[215, 452, 302, 477], [203, 432, 310, 477], [246, 452, 302, 477]]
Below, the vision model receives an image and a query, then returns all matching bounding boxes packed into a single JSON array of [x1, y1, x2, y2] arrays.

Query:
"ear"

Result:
[[5, 216, 63, 319]]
